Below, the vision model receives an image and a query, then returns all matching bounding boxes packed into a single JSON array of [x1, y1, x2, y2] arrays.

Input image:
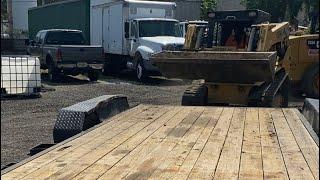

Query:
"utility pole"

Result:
[[7, 0, 13, 38]]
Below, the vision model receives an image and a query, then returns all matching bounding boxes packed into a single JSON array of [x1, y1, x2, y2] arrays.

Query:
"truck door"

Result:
[[129, 21, 139, 57]]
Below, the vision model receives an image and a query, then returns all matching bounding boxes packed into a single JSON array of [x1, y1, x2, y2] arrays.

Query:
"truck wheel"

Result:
[[135, 54, 147, 81], [48, 62, 59, 82], [88, 70, 99, 81], [304, 66, 319, 98], [182, 81, 208, 106]]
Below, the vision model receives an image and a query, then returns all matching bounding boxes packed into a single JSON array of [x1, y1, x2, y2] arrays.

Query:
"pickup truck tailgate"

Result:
[[59, 45, 103, 62]]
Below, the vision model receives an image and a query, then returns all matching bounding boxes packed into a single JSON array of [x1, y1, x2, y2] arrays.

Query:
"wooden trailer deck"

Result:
[[2, 105, 319, 179]]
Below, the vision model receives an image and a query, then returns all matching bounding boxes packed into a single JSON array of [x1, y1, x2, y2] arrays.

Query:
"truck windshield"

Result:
[[45, 31, 85, 45], [139, 21, 182, 37]]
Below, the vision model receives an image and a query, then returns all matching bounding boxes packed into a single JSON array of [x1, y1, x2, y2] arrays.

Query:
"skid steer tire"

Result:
[[181, 81, 208, 106]]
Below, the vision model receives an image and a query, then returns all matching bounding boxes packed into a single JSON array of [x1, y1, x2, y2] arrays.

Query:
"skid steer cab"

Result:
[[151, 9, 291, 107]]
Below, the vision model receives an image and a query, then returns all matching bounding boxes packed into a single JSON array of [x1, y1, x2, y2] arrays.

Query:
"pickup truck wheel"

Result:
[[88, 70, 99, 81], [48, 63, 59, 82]]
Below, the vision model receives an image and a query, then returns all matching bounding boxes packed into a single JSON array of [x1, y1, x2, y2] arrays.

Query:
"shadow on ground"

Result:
[[99, 70, 191, 86]]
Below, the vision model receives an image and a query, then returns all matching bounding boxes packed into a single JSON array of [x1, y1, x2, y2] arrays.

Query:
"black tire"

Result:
[[181, 81, 208, 106], [303, 65, 319, 98], [135, 54, 147, 81], [48, 61, 59, 82], [88, 70, 99, 82]]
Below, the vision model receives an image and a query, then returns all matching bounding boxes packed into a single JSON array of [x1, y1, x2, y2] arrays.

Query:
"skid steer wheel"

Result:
[[303, 65, 319, 98], [135, 53, 147, 81], [181, 81, 208, 106]]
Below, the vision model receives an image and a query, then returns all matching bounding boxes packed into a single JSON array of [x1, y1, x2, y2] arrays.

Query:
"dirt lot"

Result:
[[0, 72, 305, 169]]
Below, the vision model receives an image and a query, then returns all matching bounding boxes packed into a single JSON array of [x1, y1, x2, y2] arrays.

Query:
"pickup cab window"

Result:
[[39, 32, 46, 44], [35, 32, 41, 44], [45, 31, 85, 45]]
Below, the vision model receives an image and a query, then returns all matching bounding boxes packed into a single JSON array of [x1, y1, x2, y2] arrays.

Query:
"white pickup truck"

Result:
[[91, 0, 185, 81]]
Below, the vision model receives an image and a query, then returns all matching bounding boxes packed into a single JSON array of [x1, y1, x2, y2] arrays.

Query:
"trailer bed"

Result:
[[1, 105, 319, 179]]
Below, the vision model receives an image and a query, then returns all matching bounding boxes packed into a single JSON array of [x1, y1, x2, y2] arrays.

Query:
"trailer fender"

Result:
[[53, 95, 129, 143]]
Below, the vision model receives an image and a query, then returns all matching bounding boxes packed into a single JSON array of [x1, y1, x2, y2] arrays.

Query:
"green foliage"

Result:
[[241, 0, 319, 23], [1, 0, 7, 20], [201, 0, 218, 20]]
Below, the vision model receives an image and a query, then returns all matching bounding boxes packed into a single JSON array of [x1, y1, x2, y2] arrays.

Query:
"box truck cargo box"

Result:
[[91, 0, 185, 80]]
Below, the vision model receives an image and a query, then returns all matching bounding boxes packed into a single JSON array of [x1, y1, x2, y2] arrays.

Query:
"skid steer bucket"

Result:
[[151, 51, 277, 84]]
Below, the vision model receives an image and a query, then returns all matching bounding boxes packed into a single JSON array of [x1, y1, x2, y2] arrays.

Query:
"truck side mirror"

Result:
[[125, 22, 129, 38]]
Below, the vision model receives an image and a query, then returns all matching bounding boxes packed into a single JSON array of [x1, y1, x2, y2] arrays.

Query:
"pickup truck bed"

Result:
[[1, 105, 319, 179]]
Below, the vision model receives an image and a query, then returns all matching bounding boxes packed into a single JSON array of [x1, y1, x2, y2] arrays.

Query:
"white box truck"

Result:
[[90, 0, 184, 80]]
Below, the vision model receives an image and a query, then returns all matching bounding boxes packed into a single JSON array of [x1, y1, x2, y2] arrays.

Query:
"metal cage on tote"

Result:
[[1, 55, 41, 97]]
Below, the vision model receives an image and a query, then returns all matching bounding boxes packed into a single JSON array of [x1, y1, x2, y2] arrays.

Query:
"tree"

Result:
[[1, 0, 7, 21], [241, 0, 319, 24], [241, 0, 288, 22], [201, 0, 218, 20]]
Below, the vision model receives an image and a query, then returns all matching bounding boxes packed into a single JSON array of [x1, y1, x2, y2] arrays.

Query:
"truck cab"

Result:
[[125, 18, 184, 80], [91, 0, 184, 81]]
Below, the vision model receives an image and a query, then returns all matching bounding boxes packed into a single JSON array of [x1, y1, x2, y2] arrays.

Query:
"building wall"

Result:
[[175, 0, 201, 21], [12, 1, 37, 32], [28, 0, 90, 43], [216, 0, 245, 11]]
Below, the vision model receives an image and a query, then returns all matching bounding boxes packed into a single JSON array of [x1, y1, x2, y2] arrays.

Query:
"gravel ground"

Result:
[[1, 72, 305, 169], [1, 73, 190, 168]]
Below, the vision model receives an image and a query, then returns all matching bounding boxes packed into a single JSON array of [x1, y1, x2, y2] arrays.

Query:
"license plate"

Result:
[[77, 62, 87, 67]]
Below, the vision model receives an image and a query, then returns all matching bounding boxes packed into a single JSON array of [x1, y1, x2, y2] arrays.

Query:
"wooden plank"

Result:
[[75, 106, 194, 179], [271, 108, 315, 180], [238, 108, 263, 180], [259, 108, 289, 180], [17, 106, 170, 179], [56, 106, 183, 179], [1, 104, 150, 179], [282, 108, 319, 179], [213, 108, 246, 180], [148, 107, 224, 179], [119, 107, 206, 180], [156, 107, 224, 180], [98, 107, 205, 179], [187, 108, 235, 179]]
